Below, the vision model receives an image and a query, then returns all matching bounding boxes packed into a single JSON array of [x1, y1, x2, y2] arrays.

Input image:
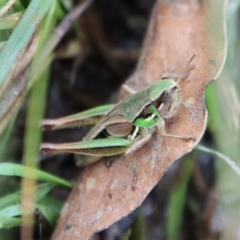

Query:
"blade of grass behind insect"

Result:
[[22, 0, 57, 169], [0, 0, 92, 136], [205, 1, 240, 238], [166, 156, 194, 240], [0, 0, 17, 17], [129, 208, 145, 240], [21, 60, 49, 239], [0, 204, 27, 218], [27, 0, 92, 89], [20, 3, 58, 238], [0, 204, 33, 229], [0, 0, 54, 89], [0, 84, 22, 239], [37, 195, 65, 225], [0, 183, 56, 210], [0, 182, 65, 229], [196, 145, 240, 177], [0, 11, 23, 30], [0, 0, 56, 136], [0, 163, 72, 188], [0, 76, 23, 240], [0, 217, 26, 229]]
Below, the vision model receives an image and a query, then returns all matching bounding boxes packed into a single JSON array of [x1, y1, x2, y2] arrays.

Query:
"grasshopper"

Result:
[[41, 72, 194, 165]]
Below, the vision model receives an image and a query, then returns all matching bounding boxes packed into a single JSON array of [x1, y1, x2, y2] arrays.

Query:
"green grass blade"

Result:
[[167, 156, 194, 240], [36, 198, 64, 225], [37, 195, 64, 225], [0, 0, 54, 87], [0, 163, 72, 188], [196, 145, 240, 177], [0, 0, 17, 17], [0, 217, 25, 229], [0, 183, 56, 210], [0, 204, 24, 218], [20, 5, 57, 233], [129, 209, 145, 240], [0, 11, 23, 30], [0, 0, 91, 136]]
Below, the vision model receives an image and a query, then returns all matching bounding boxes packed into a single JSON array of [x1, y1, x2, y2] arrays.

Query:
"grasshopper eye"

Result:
[[158, 87, 182, 119]]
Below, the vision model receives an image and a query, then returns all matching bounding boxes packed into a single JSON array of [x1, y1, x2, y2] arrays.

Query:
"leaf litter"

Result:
[[51, 0, 227, 239]]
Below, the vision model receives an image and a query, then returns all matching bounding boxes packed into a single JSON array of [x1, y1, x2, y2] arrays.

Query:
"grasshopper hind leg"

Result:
[[124, 128, 154, 190], [125, 128, 153, 156]]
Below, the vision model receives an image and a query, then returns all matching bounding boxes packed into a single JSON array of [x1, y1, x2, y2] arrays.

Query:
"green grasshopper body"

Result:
[[81, 79, 179, 141], [41, 78, 189, 162]]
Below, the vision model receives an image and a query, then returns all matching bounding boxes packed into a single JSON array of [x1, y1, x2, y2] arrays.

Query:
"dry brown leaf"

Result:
[[51, 0, 226, 239]]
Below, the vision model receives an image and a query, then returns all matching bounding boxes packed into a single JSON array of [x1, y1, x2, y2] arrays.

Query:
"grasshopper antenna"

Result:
[[178, 54, 203, 111], [176, 54, 196, 85]]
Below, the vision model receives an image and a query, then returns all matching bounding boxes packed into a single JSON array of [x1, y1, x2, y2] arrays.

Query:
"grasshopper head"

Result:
[[158, 86, 182, 119]]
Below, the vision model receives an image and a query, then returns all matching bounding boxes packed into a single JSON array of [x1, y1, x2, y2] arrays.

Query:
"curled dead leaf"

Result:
[[51, 0, 226, 239]]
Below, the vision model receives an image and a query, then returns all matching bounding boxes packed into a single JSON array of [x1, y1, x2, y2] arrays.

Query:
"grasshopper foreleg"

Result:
[[156, 117, 195, 141]]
